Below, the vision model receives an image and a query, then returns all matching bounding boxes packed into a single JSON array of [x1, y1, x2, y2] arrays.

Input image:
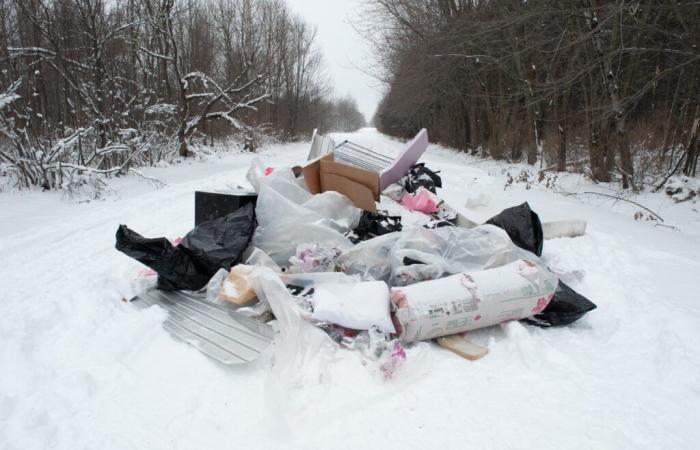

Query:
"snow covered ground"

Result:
[[2, 128, 700, 449]]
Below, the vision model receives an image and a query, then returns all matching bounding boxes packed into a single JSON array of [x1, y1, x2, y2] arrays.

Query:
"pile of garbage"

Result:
[[115, 129, 596, 378]]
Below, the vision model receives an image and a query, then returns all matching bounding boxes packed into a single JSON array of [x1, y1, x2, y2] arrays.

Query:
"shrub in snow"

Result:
[[665, 176, 700, 203]]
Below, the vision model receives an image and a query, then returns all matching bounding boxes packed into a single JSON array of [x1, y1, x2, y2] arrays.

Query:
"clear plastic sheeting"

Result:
[[246, 157, 273, 192], [251, 169, 361, 265], [243, 246, 283, 272], [392, 225, 532, 286], [205, 268, 230, 305], [337, 225, 531, 286], [337, 232, 402, 282], [288, 243, 342, 273], [247, 267, 338, 391]]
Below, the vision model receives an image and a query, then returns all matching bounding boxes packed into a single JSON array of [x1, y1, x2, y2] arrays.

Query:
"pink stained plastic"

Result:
[[400, 189, 439, 213], [137, 268, 157, 277], [380, 340, 407, 380]]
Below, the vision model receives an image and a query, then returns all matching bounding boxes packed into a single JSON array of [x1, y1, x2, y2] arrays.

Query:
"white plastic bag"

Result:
[[253, 222, 355, 267], [288, 243, 342, 273], [205, 268, 230, 305], [247, 267, 338, 390], [246, 157, 271, 192], [337, 232, 402, 282], [392, 259, 558, 342], [244, 246, 283, 272], [391, 225, 530, 286], [251, 168, 361, 265], [338, 225, 530, 285]]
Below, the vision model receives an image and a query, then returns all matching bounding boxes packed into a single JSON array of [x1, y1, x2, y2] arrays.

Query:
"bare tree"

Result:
[[1, 0, 360, 189], [363, 0, 700, 189]]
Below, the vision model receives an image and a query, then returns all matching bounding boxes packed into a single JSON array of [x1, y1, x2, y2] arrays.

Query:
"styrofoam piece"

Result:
[[379, 129, 429, 190], [542, 220, 587, 239], [441, 200, 587, 239]]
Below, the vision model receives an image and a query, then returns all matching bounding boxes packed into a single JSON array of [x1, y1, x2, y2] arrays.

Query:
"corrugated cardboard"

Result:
[[299, 153, 379, 212]]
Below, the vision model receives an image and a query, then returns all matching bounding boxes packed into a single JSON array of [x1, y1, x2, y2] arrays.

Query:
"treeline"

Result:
[[321, 95, 367, 133], [0, 0, 364, 190], [365, 1, 699, 189]]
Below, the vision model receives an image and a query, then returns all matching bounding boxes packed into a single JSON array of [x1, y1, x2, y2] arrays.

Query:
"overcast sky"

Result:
[[287, 0, 382, 123]]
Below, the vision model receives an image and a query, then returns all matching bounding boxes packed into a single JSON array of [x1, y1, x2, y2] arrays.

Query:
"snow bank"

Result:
[[1, 130, 700, 449]]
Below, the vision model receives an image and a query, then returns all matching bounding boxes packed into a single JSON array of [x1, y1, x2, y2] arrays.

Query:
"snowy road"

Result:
[[2, 129, 699, 449]]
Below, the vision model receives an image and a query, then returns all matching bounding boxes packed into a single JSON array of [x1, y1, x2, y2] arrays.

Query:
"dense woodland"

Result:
[[0, 0, 365, 190], [364, 0, 699, 189]]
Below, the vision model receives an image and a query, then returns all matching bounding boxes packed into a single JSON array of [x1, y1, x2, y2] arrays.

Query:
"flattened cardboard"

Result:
[[323, 173, 376, 213], [320, 158, 379, 196], [299, 153, 379, 212], [301, 154, 328, 194]]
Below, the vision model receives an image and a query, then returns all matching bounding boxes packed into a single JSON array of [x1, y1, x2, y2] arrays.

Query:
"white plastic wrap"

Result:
[[251, 169, 362, 265], [337, 232, 402, 282], [392, 259, 558, 342], [247, 267, 338, 391], [205, 268, 230, 305], [246, 157, 270, 192], [337, 225, 530, 285], [391, 225, 530, 286], [288, 243, 342, 273], [244, 247, 283, 272]]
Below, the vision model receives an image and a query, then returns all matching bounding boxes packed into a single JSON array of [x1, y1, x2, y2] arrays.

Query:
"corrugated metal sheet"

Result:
[[132, 289, 274, 364]]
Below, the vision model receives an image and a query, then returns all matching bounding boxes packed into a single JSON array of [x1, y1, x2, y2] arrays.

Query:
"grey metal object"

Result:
[[132, 289, 274, 365], [307, 129, 336, 160], [334, 140, 394, 172]]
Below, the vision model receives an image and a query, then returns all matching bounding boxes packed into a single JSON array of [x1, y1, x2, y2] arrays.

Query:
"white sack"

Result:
[[312, 281, 395, 334]]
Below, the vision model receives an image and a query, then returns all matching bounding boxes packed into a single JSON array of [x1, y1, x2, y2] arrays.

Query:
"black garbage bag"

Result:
[[404, 163, 442, 194], [347, 210, 402, 244], [115, 203, 255, 291], [486, 202, 544, 256], [524, 281, 597, 327]]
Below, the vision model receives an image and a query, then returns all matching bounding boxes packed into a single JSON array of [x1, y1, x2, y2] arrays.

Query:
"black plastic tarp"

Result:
[[115, 203, 255, 291]]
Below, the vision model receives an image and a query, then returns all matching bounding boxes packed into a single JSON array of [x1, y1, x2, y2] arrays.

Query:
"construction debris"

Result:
[[117, 129, 596, 369]]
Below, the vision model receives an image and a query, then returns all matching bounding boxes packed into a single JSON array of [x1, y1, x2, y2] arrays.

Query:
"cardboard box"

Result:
[[298, 153, 380, 212]]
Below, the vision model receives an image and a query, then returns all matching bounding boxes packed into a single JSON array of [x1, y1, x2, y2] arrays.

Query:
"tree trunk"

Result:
[[557, 123, 567, 172], [683, 116, 699, 176], [618, 134, 633, 189], [178, 127, 188, 157]]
